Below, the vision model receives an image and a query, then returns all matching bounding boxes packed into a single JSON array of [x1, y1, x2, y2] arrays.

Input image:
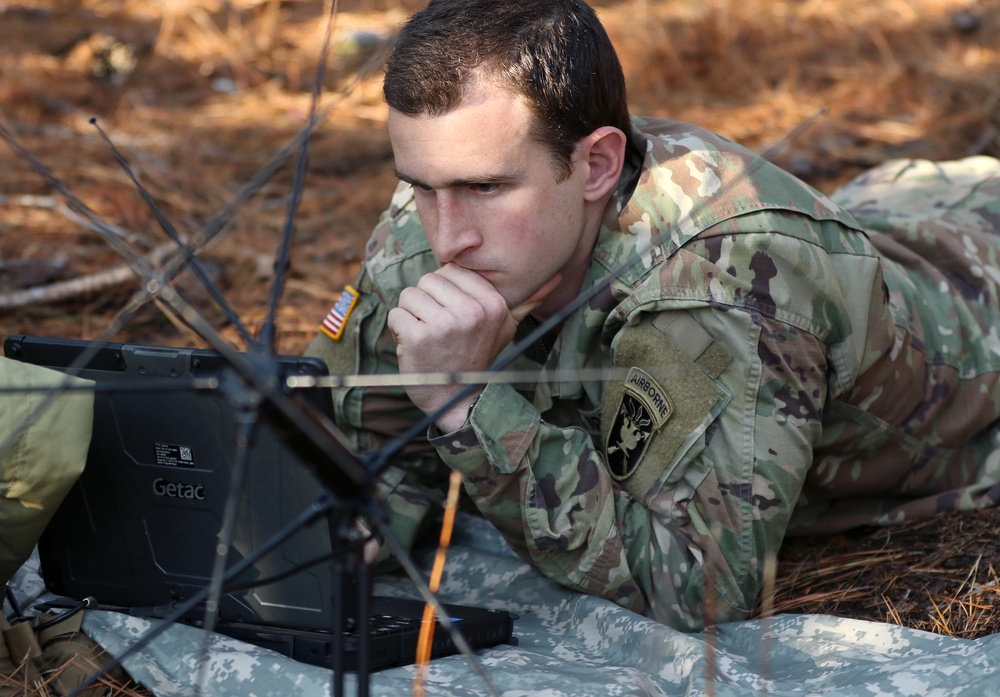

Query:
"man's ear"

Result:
[[580, 126, 627, 203]]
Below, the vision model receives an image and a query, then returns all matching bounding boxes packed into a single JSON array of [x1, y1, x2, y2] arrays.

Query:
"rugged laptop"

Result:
[[3, 334, 516, 671]]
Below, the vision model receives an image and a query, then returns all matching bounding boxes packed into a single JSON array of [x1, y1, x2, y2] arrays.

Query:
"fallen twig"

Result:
[[0, 242, 174, 311]]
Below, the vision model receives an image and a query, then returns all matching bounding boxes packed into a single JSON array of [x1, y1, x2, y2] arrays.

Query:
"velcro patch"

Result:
[[600, 314, 733, 503], [319, 286, 359, 341], [606, 368, 673, 480]]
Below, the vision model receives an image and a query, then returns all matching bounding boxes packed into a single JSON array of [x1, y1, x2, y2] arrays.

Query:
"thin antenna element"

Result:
[[88, 117, 257, 347], [259, 0, 341, 352]]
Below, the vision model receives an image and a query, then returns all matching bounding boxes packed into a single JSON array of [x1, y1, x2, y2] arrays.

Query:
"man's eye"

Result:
[[471, 183, 499, 194]]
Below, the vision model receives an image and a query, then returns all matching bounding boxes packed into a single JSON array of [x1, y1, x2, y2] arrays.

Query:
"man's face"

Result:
[[387, 83, 595, 315]]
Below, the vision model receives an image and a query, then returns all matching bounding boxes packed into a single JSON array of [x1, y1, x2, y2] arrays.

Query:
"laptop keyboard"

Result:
[[347, 613, 421, 639]]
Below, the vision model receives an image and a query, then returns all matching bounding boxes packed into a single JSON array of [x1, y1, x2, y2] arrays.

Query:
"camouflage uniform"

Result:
[[307, 117, 1000, 631]]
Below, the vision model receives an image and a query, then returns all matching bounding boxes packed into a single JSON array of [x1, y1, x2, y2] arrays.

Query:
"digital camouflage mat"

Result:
[[9, 514, 998, 697]]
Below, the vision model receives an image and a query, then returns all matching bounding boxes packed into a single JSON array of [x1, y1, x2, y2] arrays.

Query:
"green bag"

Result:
[[0, 357, 94, 588]]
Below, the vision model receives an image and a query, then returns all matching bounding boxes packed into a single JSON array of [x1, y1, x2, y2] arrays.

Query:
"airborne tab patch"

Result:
[[319, 286, 359, 341], [606, 367, 673, 481]]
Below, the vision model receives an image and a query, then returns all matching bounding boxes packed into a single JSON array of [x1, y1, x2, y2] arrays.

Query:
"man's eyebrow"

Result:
[[394, 169, 512, 189]]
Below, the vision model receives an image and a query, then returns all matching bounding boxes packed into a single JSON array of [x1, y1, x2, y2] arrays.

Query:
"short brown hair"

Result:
[[383, 0, 631, 179]]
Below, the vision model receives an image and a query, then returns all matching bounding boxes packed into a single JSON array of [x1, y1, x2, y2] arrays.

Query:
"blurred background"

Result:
[[1, 0, 997, 354]]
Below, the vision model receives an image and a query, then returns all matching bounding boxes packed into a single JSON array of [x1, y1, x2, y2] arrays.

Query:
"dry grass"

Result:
[[0, 1, 999, 691], [604, 0, 1000, 181], [1, 652, 150, 696], [763, 507, 1000, 639], [1, 0, 404, 352]]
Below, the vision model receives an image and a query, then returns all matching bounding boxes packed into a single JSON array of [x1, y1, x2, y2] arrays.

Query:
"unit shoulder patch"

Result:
[[606, 367, 674, 480]]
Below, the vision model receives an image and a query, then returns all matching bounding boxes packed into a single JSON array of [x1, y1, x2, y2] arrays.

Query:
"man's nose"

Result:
[[431, 193, 480, 264]]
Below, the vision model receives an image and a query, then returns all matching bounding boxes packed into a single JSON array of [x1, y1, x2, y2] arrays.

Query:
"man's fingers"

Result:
[[430, 263, 497, 298], [387, 304, 426, 345], [395, 285, 443, 322], [417, 269, 467, 304], [354, 520, 382, 565], [412, 269, 499, 321]]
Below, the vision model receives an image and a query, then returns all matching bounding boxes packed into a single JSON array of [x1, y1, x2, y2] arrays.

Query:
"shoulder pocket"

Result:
[[601, 312, 732, 503]]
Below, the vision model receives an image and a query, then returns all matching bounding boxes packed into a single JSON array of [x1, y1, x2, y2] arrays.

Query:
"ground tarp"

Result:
[[12, 514, 995, 696]]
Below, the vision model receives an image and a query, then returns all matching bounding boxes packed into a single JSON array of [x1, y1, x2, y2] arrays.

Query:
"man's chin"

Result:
[[507, 286, 556, 320]]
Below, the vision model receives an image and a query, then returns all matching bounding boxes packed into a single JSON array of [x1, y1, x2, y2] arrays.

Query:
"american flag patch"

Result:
[[319, 286, 359, 341]]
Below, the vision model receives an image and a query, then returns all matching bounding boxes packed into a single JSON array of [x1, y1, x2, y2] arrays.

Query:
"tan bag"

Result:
[[1, 610, 127, 696]]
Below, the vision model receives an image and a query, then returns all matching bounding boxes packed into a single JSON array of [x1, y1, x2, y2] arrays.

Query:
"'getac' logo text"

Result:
[[152, 477, 205, 501]]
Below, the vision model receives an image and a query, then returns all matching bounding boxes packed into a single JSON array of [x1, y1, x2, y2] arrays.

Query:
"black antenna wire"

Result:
[[258, 2, 340, 354], [89, 117, 258, 348]]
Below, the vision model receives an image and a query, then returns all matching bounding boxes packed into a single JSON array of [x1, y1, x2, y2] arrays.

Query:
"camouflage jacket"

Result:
[[307, 117, 1000, 631]]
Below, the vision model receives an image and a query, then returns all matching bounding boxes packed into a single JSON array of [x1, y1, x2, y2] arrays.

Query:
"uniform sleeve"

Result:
[[305, 268, 451, 569], [428, 224, 878, 631]]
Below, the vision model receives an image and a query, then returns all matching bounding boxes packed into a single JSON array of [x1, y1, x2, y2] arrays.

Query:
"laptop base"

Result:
[[35, 595, 517, 672]]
